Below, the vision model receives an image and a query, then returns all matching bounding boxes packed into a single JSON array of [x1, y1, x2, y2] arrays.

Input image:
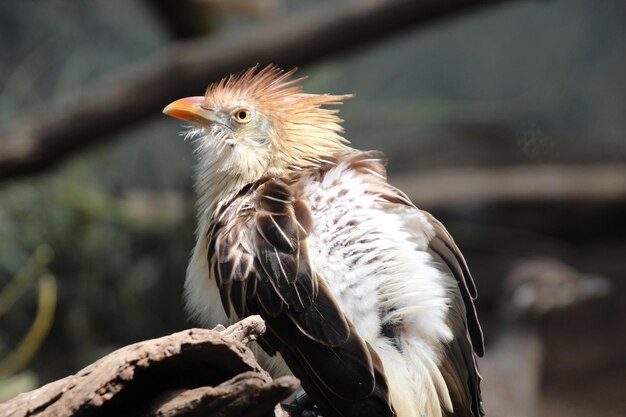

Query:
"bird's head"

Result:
[[503, 258, 611, 321], [163, 65, 351, 202]]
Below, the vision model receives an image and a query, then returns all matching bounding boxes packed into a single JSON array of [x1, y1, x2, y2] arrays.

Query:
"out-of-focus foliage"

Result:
[[0, 0, 196, 387], [0, 164, 193, 382]]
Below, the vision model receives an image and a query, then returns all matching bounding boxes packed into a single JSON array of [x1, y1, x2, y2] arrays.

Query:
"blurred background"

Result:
[[0, 0, 624, 416]]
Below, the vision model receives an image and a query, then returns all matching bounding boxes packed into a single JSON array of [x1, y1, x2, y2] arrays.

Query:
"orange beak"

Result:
[[163, 96, 213, 123]]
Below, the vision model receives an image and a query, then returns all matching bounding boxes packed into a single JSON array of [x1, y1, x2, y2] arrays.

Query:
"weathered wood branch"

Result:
[[0, 316, 298, 417], [0, 0, 516, 181], [149, 372, 295, 417]]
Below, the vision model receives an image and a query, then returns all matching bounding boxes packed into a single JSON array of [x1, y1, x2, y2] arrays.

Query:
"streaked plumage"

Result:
[[163, 65, 484, 417]]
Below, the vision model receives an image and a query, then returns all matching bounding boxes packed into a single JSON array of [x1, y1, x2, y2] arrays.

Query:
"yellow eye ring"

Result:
[[233, 108, 252, 123]]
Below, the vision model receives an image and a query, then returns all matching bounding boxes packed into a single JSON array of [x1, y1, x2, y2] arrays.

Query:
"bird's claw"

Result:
[[282, 404, 319, 417], [282, 388, 319, 417]]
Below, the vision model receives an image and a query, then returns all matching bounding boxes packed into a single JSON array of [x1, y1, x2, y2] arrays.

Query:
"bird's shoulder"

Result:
[[211, 148, 407, 221], [205, 149, 396, 323]]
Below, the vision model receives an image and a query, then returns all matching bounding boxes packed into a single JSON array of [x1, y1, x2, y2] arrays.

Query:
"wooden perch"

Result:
[[0, 316, 299, 417], [150, 372, 295, 417], [0, 0, 515, 181]]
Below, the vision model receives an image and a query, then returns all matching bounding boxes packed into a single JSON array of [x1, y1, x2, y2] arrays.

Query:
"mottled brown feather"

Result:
[[206, 172, 393, 417], [427, 239, 484, 417], [424, 214, 484, 356]]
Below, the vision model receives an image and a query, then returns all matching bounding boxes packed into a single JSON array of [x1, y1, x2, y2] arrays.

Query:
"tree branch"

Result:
[[0, 316, 298, 417], [389, 163, 626, 208], [0, 0, 516, 181]]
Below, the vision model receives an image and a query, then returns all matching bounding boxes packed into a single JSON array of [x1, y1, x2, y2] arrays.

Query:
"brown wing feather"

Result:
[[425, 213, 484, 417], [424, 213, 484, 356], [207, 176, 393, 417]]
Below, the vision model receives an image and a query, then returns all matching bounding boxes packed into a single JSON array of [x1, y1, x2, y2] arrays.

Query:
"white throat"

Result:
[[187, 125, 269, 215]]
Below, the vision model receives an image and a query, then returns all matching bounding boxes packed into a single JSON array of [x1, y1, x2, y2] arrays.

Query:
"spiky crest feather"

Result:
[[203, 65, 352, 169]]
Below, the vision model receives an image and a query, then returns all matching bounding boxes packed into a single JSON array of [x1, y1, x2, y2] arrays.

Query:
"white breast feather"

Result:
[[303, 162, 455, 417], [185, 213, 228, 328]]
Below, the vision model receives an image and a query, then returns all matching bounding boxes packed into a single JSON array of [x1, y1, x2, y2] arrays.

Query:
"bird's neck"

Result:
[[194, 167, 250, 218], [193, 147, 349, 217], [193, 162, 289, 218]]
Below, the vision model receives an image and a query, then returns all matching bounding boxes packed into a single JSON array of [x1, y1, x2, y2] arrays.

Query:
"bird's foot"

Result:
[[282, 388, 319, 417]]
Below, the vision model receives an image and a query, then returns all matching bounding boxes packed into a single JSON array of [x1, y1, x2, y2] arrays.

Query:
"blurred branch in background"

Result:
[[143, 0, 281, 39], [0, 0, 517, 182], [390, 163, 626, 208]]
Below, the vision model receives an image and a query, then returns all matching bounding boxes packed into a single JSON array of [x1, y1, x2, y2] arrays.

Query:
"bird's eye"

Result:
[[233, 108, 252, 124]]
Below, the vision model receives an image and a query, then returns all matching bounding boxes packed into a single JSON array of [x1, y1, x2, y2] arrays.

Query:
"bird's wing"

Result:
[[421, 212, 484, 417], [360, 156, 483, 417], [423, 213, 484, 355], [208, 177, 394, 417]]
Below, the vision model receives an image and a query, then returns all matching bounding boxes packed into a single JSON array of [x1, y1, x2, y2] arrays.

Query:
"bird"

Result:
[[163, 65, 484, 417], [481, 258, 610, 417]]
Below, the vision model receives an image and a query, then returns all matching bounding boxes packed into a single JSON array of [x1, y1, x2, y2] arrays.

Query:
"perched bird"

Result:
[[163, 65, 484, 417], [481, 259, 610, 417]]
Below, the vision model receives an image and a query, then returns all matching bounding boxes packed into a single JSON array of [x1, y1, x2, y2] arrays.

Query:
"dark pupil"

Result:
[[238, 111, 247, 119]]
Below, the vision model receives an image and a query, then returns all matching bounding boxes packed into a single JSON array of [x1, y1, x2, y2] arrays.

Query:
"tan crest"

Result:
[[205, 64, 353, 168]]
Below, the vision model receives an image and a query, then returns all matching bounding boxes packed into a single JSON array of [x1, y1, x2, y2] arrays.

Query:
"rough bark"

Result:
[[148, 372, 295, 417], [0, 316, 298, 417], [0, 0, 516, 181]]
